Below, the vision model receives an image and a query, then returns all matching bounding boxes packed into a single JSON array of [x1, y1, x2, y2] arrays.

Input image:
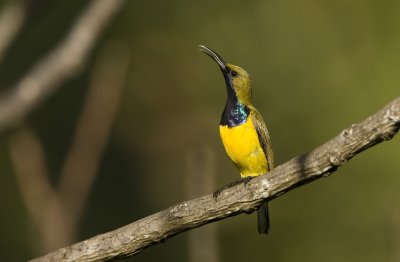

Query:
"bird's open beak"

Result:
[[198, 45, 226, 71]]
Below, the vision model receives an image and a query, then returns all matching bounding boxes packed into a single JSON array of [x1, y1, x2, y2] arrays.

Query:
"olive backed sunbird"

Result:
[[199, 45, 274, 235]]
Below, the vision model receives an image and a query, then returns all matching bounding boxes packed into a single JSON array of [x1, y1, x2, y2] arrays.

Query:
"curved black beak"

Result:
[[198, 45, 226, 71]]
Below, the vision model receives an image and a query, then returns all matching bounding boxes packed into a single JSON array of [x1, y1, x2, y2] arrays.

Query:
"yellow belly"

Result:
[[219, 117, 268, 178]]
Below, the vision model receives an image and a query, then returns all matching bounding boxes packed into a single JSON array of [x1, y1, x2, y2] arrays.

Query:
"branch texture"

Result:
[[31, 97, 400, 262]]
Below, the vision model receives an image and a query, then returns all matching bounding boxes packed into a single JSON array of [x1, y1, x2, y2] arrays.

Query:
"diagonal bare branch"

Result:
[[0, 0, 126, 133], [30, 97, 400, 262]]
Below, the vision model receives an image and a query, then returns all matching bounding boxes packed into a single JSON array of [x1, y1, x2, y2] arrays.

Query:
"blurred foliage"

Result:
[[0, 0, 399, 261]]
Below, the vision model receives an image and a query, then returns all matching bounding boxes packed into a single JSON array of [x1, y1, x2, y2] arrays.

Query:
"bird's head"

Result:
[[199, 45, 253, 105]]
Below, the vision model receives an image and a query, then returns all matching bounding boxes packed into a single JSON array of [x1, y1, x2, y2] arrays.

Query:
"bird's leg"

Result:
[[242, 176, 253, 186], [213, 176, 254, 201]]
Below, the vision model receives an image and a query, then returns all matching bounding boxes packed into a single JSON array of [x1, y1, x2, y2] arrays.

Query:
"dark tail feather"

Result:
[[257, 202, 270, 235]]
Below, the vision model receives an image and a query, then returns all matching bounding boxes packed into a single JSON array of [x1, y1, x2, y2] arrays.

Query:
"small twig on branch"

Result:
[[30, 97, 400, 262], [0, 0, 125, 133]]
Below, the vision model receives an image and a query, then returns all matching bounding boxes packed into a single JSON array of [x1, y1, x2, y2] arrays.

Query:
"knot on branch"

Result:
[[169, 202, 189, 218], [328, 154, 347, 167], [340, 124, 356, 137]]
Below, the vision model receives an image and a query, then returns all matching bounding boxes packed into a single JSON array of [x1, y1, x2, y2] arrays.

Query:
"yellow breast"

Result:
[[219, 117, 268, 177]]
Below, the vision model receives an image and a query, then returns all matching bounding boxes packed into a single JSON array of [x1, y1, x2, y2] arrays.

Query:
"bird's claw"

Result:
[[242, 176, 253, 186], [213, 189, 222, 202], [213, 177, 254, 202]]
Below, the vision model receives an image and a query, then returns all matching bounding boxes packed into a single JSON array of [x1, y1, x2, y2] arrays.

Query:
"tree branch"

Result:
[[0, 0, 125, 133], [30, 97, 400, 262]]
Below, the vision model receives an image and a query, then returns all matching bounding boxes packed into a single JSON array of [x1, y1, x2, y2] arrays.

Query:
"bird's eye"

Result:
[[231, 70, 238, 77]]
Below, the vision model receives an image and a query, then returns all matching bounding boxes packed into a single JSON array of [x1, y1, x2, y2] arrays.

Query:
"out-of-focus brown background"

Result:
[[0, 0, 399, 261]]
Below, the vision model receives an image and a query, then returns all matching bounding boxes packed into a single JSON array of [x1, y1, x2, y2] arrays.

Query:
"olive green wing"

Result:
[[250, 109, 274, 170]]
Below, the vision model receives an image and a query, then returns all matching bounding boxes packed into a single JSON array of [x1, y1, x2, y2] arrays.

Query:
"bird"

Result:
[[199, 45, 274, 235]]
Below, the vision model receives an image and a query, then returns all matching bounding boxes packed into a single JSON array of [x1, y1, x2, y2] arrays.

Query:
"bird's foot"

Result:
[[212, 188, 224, 201], [213, 177, 254, 202], [242, 176, 253, 186]]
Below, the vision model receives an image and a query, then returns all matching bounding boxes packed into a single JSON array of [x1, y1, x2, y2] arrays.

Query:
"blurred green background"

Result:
[[0, 0, 399, 261]]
